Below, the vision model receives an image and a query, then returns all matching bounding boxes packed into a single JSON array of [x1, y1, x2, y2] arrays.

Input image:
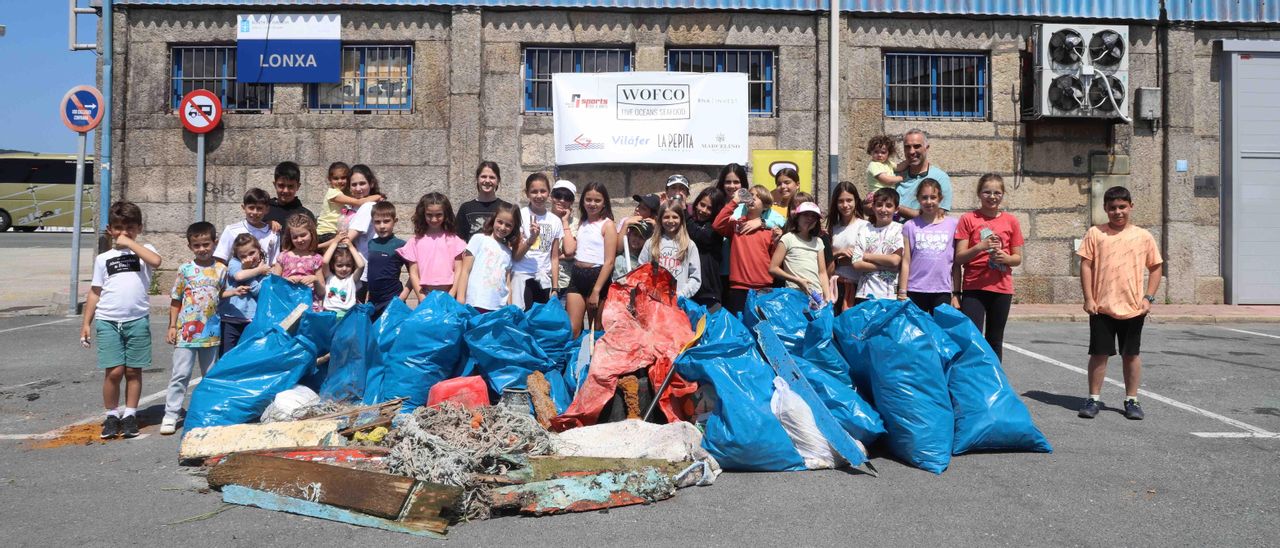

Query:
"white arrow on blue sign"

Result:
[[60, 85, 104, 133]]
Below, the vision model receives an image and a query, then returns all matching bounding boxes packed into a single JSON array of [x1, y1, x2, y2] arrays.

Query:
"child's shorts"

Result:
[[566, 264, 610, 301], [1088, 313, 1146, 357], [95, 317, 152, 369]]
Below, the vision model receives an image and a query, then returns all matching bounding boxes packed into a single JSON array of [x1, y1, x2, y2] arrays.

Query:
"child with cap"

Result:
[[614, 219, 654, 280], [770, 201, 830, 308], [550, 180, 580, 296], [665, 174, 691, 202]]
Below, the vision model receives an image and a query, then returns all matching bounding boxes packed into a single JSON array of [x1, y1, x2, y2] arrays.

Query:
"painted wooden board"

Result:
[[208, 453, 417, 519], [222, 485, 446, 539], [179, 420, 345, 460], [489, 468, 675, 515], [753, 317, 873, 472]]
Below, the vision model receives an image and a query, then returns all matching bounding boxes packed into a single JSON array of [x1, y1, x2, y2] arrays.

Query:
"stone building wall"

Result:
[[104, 6, 1229, 303]]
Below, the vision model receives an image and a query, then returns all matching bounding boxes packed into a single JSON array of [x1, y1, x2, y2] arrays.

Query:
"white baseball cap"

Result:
[[666, 174, 690, 189], [794, 201, 823, 217], [552, 179, 577, 198]]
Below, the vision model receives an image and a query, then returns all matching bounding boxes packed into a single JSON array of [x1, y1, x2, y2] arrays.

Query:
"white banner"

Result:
[[553, 72, 749, 166]]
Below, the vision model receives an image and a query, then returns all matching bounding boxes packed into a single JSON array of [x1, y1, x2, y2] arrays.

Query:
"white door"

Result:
[[1228, 50, 1280, 304]]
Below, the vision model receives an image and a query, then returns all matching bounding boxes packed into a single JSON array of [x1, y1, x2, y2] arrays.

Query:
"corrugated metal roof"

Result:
[[840, 1, 1159, 20], [112, 0, 828, 10], [1167, 1, 1280, 24], [112, 0, 1280, 24]]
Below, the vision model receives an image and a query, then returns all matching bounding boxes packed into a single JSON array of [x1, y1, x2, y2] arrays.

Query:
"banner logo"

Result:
[[568, 94, 609, 109], [617, 84, 690, 120], [564, 134, 604, 151], [657, 133, 695, 150]]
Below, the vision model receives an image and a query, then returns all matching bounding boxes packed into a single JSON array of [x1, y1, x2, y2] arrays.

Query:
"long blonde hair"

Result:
[[649, 198, 691, 264]]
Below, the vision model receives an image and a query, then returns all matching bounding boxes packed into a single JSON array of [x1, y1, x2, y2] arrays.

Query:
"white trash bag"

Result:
[[770, 376, 846, 470], [260, 384, 321, 423]]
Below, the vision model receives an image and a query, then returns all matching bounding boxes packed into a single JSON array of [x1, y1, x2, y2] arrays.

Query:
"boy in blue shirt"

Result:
[[162, 222, 225, 434], [365, 201, 410, 318], [81, 202, 163, 439]]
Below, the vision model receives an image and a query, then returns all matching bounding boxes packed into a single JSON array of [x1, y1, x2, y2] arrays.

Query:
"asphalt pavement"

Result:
[[0, 317, 1277, 546], [0, 230, 96, 249]]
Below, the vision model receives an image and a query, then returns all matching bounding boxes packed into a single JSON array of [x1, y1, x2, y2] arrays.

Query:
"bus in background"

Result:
[[0, 152, 95, 232]]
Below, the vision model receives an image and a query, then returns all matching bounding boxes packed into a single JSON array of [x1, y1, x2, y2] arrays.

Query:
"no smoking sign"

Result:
[[179, 89, 223, 134]]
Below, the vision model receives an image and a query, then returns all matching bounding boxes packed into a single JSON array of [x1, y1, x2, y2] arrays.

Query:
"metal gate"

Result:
[[1224, 40, 1280, 304]]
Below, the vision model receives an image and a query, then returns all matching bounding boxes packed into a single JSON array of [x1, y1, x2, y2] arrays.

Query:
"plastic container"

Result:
[[426, 376, 490, 409]]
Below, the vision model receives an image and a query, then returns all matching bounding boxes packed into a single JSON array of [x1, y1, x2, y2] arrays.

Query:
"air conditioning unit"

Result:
[[1026, 23, 1130, 120]]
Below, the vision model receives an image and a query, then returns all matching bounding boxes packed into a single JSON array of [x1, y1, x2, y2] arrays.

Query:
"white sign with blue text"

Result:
[[236, 14, 341, 84]]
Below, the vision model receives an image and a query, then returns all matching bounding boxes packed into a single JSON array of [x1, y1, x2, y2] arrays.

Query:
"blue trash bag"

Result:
[[563, 329, 603, 396], [243, 275, 313, 341], [675, 307, 805, 472], [799, 306, 852, 386], [466, 305, 572, 413], [522, 296, 574, 369], [792, 353, 886, 446], [379, 291, 471, 412], [363, 299, 411, 405], [298, 310, 338, 357], [319, 304, 375, 402], [678, 297, 707, 330], [839, 299, 957, 474], [185, 324, 319, 429], [743, 288, 810, 353], [832, 299, 890, 405], [931, 305, 1053, 455]]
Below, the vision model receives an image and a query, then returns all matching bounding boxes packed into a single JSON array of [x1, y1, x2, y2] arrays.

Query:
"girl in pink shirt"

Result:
[[398, 192, 467, 302]]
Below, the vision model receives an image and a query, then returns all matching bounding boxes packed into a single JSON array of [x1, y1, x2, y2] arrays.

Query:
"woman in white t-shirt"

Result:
[[826, 181, 869, 312]]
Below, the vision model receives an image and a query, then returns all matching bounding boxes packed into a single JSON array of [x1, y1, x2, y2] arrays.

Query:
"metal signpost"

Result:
[[179, 89, 223, 222], [60, 85, 104, 315]]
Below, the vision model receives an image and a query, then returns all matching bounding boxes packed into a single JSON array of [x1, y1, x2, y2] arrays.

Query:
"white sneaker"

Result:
[[160, 417, 177, 435]]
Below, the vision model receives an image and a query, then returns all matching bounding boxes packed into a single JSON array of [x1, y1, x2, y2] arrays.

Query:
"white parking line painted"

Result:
[[0, 378, 200, 441], [1004, 343, 1278, 437], [1219, 327, 1280, 340], [1192, 432, 1280, 439], [0, 317, 75, 334]]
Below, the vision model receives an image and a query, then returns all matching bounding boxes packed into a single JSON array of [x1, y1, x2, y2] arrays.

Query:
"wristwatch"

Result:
[[1143, 294, 1156, 304]]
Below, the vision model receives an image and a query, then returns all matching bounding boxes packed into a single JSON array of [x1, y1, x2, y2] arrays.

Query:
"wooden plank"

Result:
[[179, 420, 344, 460], [208, 453, 415, 519], [399, 482, 459, 534], [304, 398, 405, 422], [754, 316, 876, 475], [489, 468, 675, 515], [278, 304, 309, 331], [222, 485, 446, 539], [525, 456, 690, 482], [203, 446, 389, 467]]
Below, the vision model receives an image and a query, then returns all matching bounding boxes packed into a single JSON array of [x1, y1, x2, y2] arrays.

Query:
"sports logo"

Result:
[[567, 93, 609, 109]]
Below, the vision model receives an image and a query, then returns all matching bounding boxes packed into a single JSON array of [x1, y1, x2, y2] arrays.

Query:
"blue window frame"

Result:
[[668, 49, 776, 117], [309, 45, 413, 112], [523, 47, 633, 113], [170, 46, 272, 111], [884, 52, 988, 120]]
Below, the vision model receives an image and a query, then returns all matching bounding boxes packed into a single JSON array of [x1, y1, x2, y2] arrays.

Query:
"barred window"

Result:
[[884, 53, 988, 120], [668, 49, 775, 117], [523, 47, 633, 113], [309, 45, 413, 112], [170, 46, 272, 111]]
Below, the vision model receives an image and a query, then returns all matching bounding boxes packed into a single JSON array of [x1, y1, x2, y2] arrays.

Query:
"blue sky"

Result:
[[0, 1, 99, 153]]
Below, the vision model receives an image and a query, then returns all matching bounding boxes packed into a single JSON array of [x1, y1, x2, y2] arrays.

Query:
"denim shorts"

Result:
[[95, 317, 152, 369]]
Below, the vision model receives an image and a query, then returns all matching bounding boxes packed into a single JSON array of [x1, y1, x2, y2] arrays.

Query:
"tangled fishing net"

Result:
[[384, 403, 553, 521]]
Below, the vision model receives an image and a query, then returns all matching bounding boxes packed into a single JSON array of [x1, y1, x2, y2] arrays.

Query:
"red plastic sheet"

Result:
[[551, 264, 696, 431]]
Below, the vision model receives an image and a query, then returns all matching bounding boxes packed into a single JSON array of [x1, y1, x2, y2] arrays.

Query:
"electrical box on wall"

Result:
[[1136, 87, 1161, 121], [1025, 23, 1131, 120]]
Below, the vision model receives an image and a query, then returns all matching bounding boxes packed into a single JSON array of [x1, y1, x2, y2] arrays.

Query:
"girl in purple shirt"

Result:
[[898, 178, 961, 314]]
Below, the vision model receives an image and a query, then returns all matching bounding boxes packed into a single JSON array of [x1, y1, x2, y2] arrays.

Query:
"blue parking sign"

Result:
[[60, 85, 104, 133]]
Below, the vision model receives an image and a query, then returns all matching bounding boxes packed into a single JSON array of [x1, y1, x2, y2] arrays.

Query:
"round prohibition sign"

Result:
[[60, 85, 104, 133], [179, 89, 223, 134]]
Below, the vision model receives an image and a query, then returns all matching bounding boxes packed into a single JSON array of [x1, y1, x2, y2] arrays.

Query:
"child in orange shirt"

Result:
[[1076, 186, 1163, 421]]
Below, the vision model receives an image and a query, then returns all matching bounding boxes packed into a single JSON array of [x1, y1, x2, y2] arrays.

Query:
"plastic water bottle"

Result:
[[808, 288, 825, 309]]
